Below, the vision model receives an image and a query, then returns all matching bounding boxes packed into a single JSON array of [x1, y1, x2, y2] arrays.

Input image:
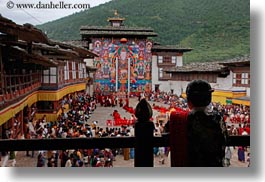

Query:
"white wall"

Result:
[[215, 70, 233, 90], [151, 55, 158, 91], [215, 70, 250, 96], [176, 56, 183, 67], [152, 54, 187, 95], [151, 57, 250, 98], [84, 58, 94, 67]]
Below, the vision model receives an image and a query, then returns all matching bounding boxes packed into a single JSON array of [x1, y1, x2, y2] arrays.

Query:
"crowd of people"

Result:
[[1, 87, 250, 167], [147, 90, 251, 166], [29, 90, 251, 167], [22, 92, 137, 167]]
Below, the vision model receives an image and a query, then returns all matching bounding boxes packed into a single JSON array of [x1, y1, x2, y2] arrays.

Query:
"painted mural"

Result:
[[93, 38, 152, 93]]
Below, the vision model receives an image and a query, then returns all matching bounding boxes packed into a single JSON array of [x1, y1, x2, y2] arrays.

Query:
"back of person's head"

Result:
[[186, 80, 214, 108]]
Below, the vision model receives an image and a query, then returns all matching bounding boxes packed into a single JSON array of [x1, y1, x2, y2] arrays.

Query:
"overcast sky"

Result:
[[0, 0, 112, 25]]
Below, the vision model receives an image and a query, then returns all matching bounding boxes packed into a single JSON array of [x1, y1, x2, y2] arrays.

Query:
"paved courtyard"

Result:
[[6, 98, 249, 167]]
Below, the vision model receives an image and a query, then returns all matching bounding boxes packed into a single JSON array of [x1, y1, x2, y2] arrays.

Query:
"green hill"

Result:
[[37, 0, 250, 63]]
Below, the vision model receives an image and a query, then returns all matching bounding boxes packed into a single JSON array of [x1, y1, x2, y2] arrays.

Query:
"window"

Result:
[[172, 56, 176, 64], [72, 62, 76, 79], [241, 73, 249, 84], [176, 56, 183, 66], [159, 68, 163, 78], [233, 73, 237, 84], [50, 67, 57, 83], [42, 68, 57, 84], [64, 62, 69, 80], [233, 72, 250, 86], [43, 69, 49, 83], [158, 56, 163, 63], [163, 56, 171, 63], [79, 63, 82, 79]]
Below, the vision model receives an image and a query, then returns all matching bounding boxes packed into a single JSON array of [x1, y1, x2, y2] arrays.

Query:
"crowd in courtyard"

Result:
[[0, 89, 250, 167]]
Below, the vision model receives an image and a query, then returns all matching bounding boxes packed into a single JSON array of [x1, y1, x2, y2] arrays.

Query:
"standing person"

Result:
[[237, 146, 245, 162], [247, 153, 250, 167], [0, 151, 9, 167], [37, 152, 45, 167], [1, 129, 9, 167], [65, 154, 73, 167], [186, 80, 227, 167], [224, 146, 233, 167]]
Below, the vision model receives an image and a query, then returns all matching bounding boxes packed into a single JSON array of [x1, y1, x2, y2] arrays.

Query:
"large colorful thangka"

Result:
[[93, 38, 152, 93]]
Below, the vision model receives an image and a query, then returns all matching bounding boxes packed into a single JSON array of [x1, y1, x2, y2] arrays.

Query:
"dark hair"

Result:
[[186, 80, 214, 107]]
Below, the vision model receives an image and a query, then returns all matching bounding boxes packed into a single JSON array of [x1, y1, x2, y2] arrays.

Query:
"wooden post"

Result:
[[0, 47, 3, 95], [20, 110, 24, 137], [134, 99, 154, 167]]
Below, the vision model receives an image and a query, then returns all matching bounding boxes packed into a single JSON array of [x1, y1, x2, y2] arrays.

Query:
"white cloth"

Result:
[[0, 154, 9, 167], [65, 159, 72, 167]]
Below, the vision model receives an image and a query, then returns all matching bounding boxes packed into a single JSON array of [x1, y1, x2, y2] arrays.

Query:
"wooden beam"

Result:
[[0, 47, 4, 94], [0, 17, 49, 43], [0, 134, 249, 151]]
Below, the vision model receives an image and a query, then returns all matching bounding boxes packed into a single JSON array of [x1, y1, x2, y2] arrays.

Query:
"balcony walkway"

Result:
[[5, 97, 249, 167]]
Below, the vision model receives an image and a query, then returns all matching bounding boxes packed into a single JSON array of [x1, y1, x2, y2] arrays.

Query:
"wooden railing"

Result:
[[0, 133, 250, 167], [0, 99, 250, 167]]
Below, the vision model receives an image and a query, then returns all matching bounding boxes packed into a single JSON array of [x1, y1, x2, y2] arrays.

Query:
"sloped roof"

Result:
[[219, 55, 250, 66], [80, 26, 157, 37], [152, 45, 192, 52], [165, 62, 225, 73], [165, 56, 250, 73], [0, 15, 49, 43]]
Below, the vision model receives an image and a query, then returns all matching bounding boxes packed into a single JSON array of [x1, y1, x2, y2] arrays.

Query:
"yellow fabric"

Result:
[[181, 90, 247, 105], [232, 99, 250, 106], [0, 83, 86, 125], [0, 92, 38, 125], [38, 83, 86, 101]]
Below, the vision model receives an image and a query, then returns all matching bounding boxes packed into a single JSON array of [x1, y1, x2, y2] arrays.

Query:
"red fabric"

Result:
[[238, 127, 244, 135], [245, 127, 250, 135], [169, 110, 189, 167]]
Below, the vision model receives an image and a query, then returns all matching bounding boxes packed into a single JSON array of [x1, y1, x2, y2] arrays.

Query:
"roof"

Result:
[[165, 56, 250, 73], [33, 43, 79, 59], [152, 45, 192, 52], [80, 26, 157, 37], [107, 17, 125, 21], [63, 40, 88, 47], [107, 10, 125, 22], [0, 15, 99, 68], [51, 40, 99, 58], [165, 62, 226, 73], [7, 45, 59, 67], [0, 15, 49, 43], [219, 55, 250, 66]]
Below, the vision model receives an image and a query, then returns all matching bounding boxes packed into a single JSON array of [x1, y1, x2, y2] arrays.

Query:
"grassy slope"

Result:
[[37, 0, 250, 63]]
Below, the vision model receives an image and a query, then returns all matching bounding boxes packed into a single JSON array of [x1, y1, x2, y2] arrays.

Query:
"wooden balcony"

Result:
[[0, 73, 41, 109], [0, 99, 250, 167], [0, 134, 250, 167]]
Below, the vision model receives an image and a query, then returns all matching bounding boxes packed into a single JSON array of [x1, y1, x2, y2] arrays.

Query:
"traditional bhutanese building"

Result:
[[80, 11, 157, 94], [219, 56, 250, 106], [165, 56, 250, 106], [151, 44, 192, 93], [0, 16, 97, 139]]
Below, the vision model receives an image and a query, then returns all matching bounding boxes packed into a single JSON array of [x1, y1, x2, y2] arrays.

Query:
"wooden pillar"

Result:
[[134, 99, 154, 167], [53, 101, 58, 111], [20, 110, 24, 137], [0, 47, 3, 95], [11, 116, 15, 139]]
